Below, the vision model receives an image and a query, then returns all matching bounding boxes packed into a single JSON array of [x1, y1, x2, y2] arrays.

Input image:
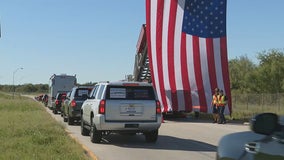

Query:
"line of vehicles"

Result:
[[34, 74, 284, 159], [35, 74, 162, 143]]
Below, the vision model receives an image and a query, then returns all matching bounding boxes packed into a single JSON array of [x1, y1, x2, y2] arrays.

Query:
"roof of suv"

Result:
[[73, 85, 95, 89], [99, 81, 152, 87]]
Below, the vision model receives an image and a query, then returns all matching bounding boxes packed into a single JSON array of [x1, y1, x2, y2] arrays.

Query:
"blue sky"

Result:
[[0, 0, 283, 85]]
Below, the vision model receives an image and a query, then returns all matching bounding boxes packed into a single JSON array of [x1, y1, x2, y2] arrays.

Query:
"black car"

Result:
[[61, 86, 94, 125], [53, 92, 66, 114]]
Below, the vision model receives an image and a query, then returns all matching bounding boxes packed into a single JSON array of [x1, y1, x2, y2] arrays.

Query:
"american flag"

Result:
[[146, 0, 231, 114]]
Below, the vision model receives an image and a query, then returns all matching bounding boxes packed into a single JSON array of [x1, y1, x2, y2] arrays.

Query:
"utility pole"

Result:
[[13, 67, 23, 98]]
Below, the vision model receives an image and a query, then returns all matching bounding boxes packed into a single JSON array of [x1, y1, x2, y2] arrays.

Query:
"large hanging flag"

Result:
[[145, 0, 232, 114]]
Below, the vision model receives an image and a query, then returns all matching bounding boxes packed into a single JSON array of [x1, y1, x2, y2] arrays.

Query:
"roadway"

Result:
[[42, 103, 249, 160]]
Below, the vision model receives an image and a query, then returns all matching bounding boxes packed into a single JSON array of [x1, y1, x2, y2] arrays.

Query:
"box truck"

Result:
[[48, 74, 77, 110]]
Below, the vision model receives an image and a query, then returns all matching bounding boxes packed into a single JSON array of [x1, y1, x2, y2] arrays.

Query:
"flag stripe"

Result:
[[193, 36, 207, 112], [181, 32, 192, 111], [206, 38, 218, 92], [156, 0, 170, 112], [167, 0, 178, 111], [220, 37, 232, 114], [206, 38, 218, 113], [200, 38, 212, 113], [175, 2, 186, 111], [186, 35, 200, 109], [161, 1, 172, 111], [146, 0, 162, 111]]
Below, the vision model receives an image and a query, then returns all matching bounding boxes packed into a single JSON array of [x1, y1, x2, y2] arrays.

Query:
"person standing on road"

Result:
[[218, 90, 227, 124], [211, 88, 219, 123]]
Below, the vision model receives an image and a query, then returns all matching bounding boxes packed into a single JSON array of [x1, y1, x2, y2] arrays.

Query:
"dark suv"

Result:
[[62, 86, 94, 125], [53, 92, 66, 114]]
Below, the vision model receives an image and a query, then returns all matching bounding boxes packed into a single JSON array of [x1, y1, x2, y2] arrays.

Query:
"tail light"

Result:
[[156, 100, 162, 114], [99, 100, 106, 114], [71, 100, 76, 107], [55, 100, 59, 105]]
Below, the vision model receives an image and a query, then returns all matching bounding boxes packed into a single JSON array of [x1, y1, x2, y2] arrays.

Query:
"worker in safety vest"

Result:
[[218, 90, 227, 124], [211, 88, 219, 123]]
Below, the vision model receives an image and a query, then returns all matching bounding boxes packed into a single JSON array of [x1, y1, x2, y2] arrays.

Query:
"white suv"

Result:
[[80, 81, 162, 143]]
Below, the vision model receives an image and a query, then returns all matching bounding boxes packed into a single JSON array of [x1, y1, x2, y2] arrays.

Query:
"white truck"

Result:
[[48, 74, 77, 110]]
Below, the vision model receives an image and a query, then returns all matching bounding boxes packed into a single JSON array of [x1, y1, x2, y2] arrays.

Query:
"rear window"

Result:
[[106, 86, 155, 100], [56, 93, 66, 100], [75, 88, 92, 99]]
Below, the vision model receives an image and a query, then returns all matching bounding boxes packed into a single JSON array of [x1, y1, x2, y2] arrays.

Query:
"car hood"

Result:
[[217, 131, 265, 160]]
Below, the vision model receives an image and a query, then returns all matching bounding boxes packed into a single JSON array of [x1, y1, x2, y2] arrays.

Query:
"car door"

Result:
[[83, 85, 99, 123]]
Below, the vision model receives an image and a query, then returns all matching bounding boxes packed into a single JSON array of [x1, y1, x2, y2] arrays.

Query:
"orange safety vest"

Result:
[[212, 94, 218, 105]]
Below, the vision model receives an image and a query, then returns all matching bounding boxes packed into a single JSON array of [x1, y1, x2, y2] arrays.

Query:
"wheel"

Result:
[[90, 122, 102, 143], [68, 115, 74, 125], [63, 113, 68, 122], [81, 118, 90, 136], [145, 129, 158, 143], [53, 109, 58, 114]]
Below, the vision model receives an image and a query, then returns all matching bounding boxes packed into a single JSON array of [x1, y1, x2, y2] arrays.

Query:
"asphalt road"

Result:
[[40, 101, 249, 160]]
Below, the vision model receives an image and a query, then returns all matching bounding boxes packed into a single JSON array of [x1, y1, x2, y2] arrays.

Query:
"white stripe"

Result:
[[186, 35, 200, 111], [213, 38, 224, 91], [150, 0, 163, 111], [162, 1, 172, 111], [213, 39, 229, 115], [199, 38, 212, 113], [174, 2, 185, 110]]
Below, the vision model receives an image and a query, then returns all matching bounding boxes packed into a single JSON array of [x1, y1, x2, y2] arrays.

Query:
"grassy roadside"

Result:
[[0, 93, 91, 160]]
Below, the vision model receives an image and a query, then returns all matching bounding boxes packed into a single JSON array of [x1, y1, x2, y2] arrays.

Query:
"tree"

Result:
[[257, 49, 284, 93], [229, 55, 256, 93]]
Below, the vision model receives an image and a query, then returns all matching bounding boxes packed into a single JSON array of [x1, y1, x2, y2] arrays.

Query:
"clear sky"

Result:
[[0, 0, 283, 85]]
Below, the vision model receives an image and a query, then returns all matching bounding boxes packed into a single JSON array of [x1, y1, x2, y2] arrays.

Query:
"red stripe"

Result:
[[192, 36, 207, 112], [145, 0, 155, 88], [181, 33, 192, 112], [167, 0, 178, 111], [155, 0, 169, 112], [220, 37, 232, 114], [206, 38, 218, 94]]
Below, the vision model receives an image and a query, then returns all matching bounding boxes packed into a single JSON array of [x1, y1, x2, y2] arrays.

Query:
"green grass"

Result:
[[0, 93, 91, 160]]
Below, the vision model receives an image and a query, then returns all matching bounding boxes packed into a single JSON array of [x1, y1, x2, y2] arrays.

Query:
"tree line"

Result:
[[229, 49, 284, 94], [0, 49, 283, 94]]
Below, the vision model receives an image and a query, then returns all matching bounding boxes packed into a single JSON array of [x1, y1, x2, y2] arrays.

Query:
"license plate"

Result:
[[120, 105, 143, 115]]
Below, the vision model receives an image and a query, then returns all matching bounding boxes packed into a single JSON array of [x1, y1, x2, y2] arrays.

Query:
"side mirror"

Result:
[[250, 113, 279, 135]]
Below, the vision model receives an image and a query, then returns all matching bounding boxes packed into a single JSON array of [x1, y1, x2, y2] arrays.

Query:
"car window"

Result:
[[90, 85, 99, 99], [66, 92, 71, 99], [97, 85, 106, 99], [106, 86, 155, 100], [75, 88, 92, 100], [56, 93, 66, 100]]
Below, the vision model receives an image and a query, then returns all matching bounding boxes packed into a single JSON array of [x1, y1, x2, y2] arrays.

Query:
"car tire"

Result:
[[63, 113, 68, 122], [145, 129, 158, 143], [53, 109, 57, 114], [63, 117, 68, 122], [81, 118, 90, 136], [90, 123, 102, 143], [68, 115, 74, 125]]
